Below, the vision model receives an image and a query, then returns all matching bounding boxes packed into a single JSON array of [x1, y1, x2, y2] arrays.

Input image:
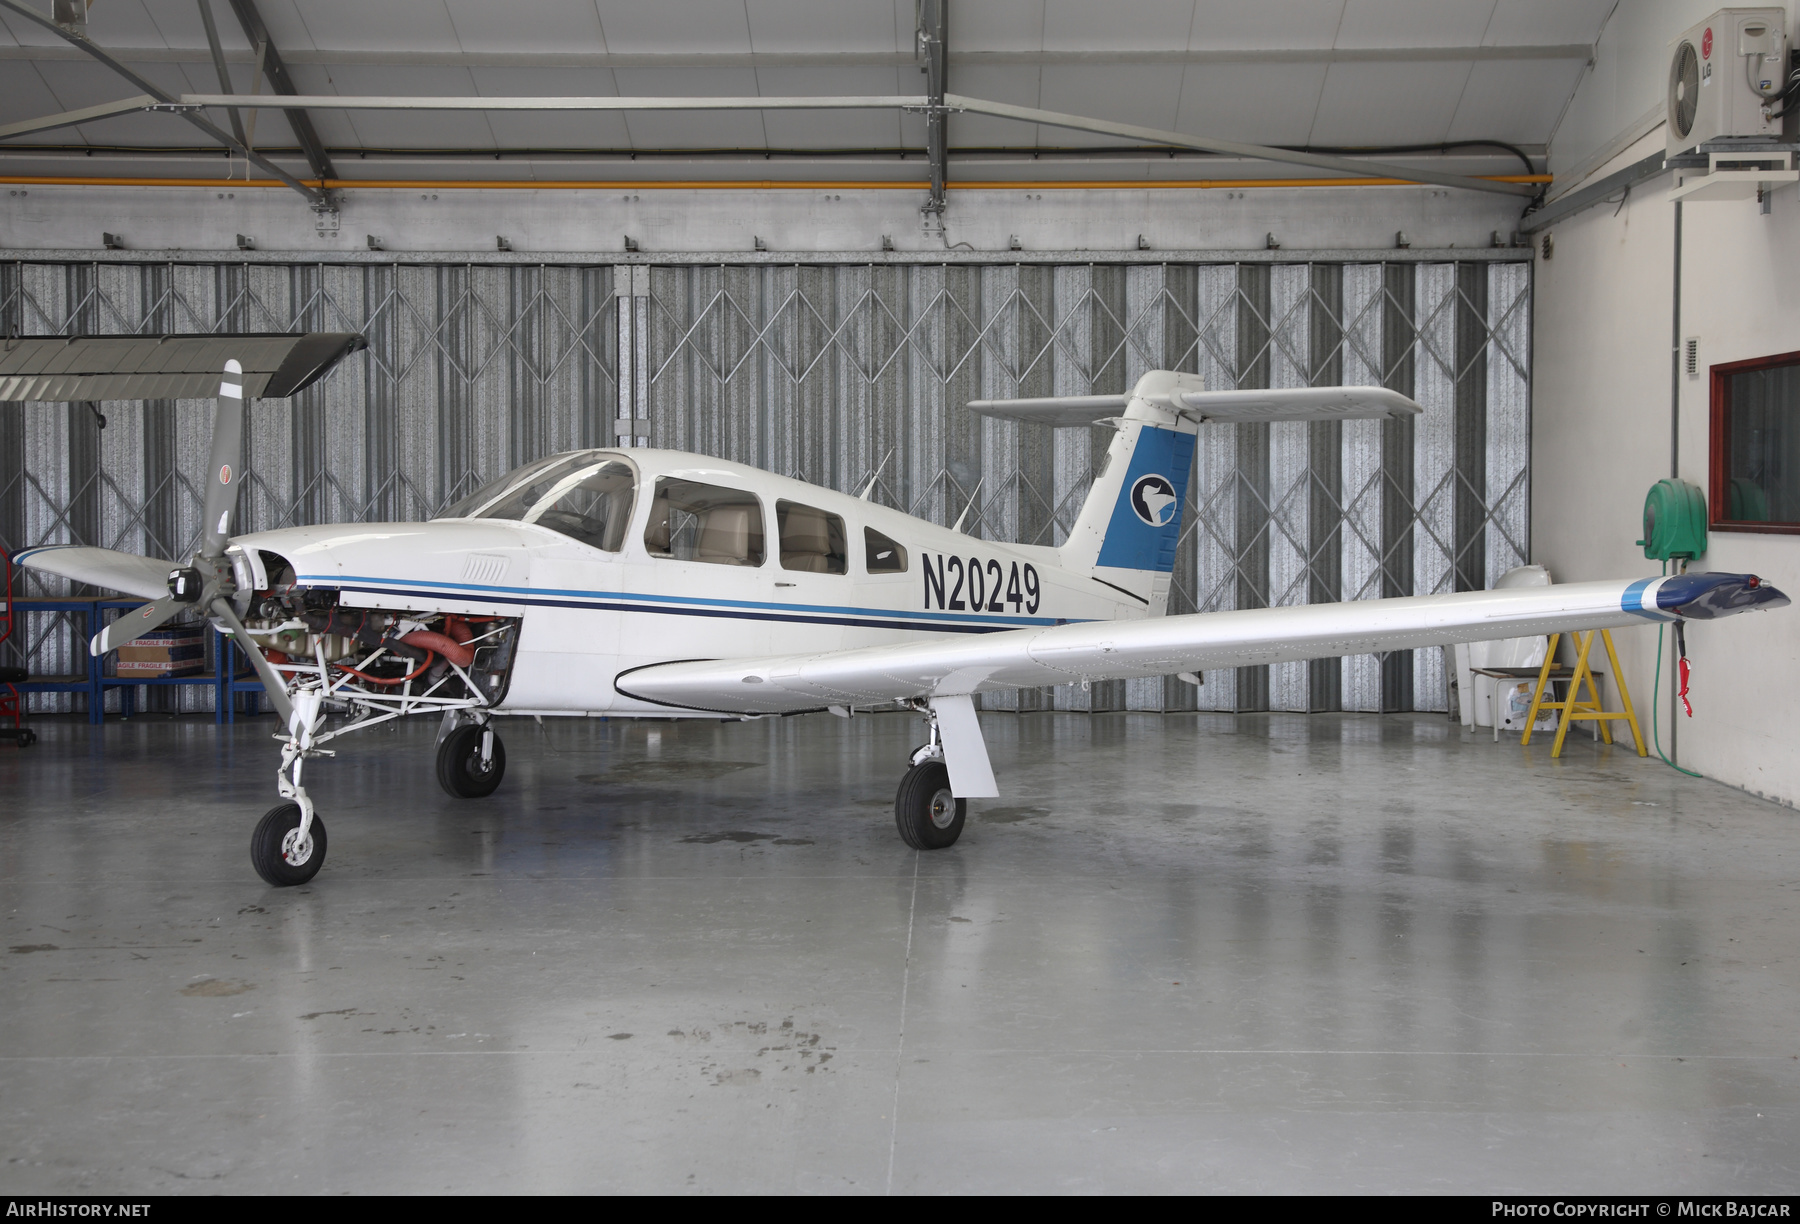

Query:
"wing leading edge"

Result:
[[617, 573, 1788, 715]]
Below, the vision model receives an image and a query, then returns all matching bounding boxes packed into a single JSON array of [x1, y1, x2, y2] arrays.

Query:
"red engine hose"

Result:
[[400, 629, 475, 668], [443, 616, 474, 645], [337, 650, 435, 686]]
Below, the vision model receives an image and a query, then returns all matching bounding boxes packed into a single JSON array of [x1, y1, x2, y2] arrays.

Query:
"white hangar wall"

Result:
[[1533, 2, 1800, 805]]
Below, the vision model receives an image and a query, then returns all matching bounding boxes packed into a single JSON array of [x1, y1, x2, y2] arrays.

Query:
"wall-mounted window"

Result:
[[1711, 350, 1800, 534]]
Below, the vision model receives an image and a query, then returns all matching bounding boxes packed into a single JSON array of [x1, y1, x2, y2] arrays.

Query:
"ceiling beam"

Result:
[[0, 95, 160, 141], [919, 0, 947, 217], [171, 92, 1534, 196], [0, 0, 323, 203], [195, 0, 246, 148], [945, 95, 1540, 198], [0, 44, 1598, 69], [180, 95, 928, 111], [223, 0, 337, 185]]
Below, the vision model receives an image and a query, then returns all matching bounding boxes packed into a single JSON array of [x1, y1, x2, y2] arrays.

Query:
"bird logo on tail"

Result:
[[1130, 474, 1178, 527]]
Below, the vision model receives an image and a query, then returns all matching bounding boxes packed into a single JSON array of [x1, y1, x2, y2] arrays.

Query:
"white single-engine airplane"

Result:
[[16, 352, 1790, 886]]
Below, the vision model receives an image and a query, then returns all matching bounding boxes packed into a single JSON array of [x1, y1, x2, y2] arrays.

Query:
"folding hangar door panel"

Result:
[[1, 255, 1528, 715]]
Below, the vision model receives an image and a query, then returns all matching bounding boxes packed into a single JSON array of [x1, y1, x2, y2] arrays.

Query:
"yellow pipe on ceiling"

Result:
[[0, 173, 1552, 190]]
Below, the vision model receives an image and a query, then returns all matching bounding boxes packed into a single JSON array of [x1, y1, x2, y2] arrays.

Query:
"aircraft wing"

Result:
[[14, 544, 174, 601], [0, 332, 365, 401], [617, 573, 1788, 715]]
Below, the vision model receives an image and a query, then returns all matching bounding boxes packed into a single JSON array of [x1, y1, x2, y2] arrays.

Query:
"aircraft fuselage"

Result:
[[231, 449, 1147, 718]]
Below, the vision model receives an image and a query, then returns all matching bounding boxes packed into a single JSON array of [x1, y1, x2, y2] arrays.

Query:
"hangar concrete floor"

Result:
[[1, 709, 1796, 1195]]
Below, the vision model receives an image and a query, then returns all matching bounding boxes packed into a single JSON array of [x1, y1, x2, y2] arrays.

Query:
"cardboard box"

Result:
[[115, 628, 204, 677]]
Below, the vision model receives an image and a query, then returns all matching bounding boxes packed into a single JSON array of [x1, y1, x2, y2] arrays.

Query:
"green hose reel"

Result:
[[1639, 478, 1708, 561]]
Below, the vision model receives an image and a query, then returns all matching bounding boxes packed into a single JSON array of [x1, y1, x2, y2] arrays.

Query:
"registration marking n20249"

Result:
[[921, 553, 1039, 615]]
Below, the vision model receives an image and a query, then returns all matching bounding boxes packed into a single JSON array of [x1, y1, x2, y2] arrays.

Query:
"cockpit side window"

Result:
[[526, 460, 637, 552], [864, 526, 908, 574], [644, 478, 765, 566], [777, 500, 847, 574]]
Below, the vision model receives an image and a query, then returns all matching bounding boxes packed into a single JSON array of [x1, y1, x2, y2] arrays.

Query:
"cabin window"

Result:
[[526, 460, 637, 552], [1711, 350, 1800, 533], [777, 501, 847, 574], [865, 526, 908, 574], [644, 478, 765, 566]]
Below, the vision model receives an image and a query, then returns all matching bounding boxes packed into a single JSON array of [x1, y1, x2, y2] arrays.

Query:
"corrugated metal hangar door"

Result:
[[0, 253, 1530, 715]]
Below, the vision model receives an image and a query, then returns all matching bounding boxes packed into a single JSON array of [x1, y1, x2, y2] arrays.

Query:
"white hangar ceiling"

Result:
[[0, 1, 1615, 185]]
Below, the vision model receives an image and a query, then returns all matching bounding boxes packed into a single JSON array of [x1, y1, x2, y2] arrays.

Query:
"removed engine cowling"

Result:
[[239, 563, 520, 704]]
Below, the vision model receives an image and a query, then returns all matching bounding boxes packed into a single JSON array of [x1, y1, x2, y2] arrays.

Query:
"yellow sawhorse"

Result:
[[1520, 629, 1647, 758]]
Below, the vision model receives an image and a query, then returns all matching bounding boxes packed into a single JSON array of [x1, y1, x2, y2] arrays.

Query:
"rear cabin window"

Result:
[[644, 478, 765, 566], [777, 501, 847, 574], [865, 526, 908, 574]]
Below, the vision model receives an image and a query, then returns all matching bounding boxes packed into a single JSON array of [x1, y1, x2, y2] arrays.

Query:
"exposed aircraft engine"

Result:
[[241, 550, 520, 707]]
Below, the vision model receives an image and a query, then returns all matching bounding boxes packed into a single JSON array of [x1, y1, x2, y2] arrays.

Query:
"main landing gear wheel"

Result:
[[438, 723, 506, 798], [250, 802, 327, 887], [894, 759, 965, 850]]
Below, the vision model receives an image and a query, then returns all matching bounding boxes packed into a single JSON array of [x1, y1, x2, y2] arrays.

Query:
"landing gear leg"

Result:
[[253, 689, 330, 886], [894, 712, 965, 850]]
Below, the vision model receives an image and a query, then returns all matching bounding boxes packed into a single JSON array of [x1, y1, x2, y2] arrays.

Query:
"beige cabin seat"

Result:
[[781, 504, 835, 572], [696, 505, 756, 565]]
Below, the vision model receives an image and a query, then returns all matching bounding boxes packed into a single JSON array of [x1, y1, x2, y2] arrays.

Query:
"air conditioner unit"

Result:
[[1667, 7, 1788, 154]]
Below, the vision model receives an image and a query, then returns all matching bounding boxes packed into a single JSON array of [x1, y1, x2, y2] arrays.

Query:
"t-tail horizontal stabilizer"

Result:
[[968, 381, 1423, 427]]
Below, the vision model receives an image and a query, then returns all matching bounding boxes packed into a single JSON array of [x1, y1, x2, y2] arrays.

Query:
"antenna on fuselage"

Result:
[[857, 449, 894, 501], [949, 477, 984, 534]]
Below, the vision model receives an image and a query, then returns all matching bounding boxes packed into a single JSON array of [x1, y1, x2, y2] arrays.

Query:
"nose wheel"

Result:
[[250, 802, 327, 886], [438, 722, 506, 798], [894, 758, 965, 850]]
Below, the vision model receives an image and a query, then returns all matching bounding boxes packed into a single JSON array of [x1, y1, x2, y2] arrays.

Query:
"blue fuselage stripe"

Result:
[[301, 573, 1076, 634]]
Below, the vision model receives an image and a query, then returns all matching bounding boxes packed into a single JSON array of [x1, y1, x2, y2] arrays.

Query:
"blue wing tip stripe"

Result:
[[1621, 577, 1667, 621]]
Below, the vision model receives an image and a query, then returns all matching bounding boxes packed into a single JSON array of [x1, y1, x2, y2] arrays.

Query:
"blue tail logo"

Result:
[[1130, 474, 1178, 526], [1097, 425, 1194, 572]]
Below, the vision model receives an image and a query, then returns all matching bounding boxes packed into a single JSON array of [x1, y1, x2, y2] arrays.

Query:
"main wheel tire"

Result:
[[894, 759, 966, 850], [437, 723, 506, 798], [250, 802, 327, 887]]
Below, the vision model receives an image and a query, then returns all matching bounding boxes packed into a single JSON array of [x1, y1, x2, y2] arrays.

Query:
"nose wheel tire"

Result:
[[438, 723, 506, 798], [250, 802, 327, 887], [894, 759, 965, 850]]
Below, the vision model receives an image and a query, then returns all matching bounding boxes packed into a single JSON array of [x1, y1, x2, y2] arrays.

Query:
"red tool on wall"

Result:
[[0, 547, 35, 747]]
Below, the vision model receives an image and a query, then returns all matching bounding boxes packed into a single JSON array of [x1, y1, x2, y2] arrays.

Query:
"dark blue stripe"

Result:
[[303, 571, 1076, 631], [332, 584, 1011, 635]]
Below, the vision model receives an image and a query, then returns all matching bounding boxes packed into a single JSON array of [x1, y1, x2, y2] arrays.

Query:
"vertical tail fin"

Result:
[[1058, 372, 1202, 609]]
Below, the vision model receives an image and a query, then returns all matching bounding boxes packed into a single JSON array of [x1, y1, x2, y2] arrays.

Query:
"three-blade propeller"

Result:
[[20, 361, 294, 722]]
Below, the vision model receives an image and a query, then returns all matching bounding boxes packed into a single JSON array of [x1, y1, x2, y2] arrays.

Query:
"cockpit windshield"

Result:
[[436, 450, 638, 553]]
